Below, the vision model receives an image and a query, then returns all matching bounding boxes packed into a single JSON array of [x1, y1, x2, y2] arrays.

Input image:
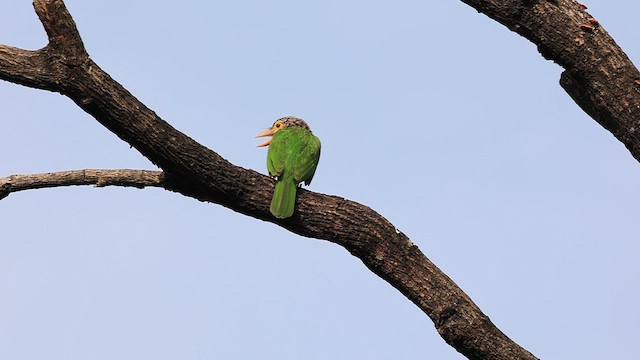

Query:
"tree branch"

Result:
[[459, 0, 640, 161], [0, 169, 165, 200], [0, 45, 58, 91]]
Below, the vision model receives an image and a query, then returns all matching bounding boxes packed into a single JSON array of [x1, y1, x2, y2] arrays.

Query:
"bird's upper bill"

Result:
[[255, 127, 277, 147]]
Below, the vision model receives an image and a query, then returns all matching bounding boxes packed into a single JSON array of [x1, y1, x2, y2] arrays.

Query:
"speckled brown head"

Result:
[[255, 116, 311, 147]]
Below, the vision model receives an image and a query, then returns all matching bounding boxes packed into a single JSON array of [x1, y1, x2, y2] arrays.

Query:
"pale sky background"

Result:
[[1, 1, 639, 359]]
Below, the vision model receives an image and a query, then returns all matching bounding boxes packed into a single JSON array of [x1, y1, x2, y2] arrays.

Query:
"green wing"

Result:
[[293, 133, 321, 186], [266, 132, 287, 177]]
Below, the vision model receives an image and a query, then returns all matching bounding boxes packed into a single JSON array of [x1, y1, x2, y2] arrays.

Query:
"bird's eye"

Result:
[[275, 122, 282, 128]]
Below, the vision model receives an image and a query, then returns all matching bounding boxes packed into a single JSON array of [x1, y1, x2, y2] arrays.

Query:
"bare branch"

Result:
[[0, 169, 165, 200], [459, 0, 640, 161]]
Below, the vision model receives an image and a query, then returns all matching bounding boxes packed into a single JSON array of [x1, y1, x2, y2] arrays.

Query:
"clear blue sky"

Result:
[[1, 1, 639, 359]]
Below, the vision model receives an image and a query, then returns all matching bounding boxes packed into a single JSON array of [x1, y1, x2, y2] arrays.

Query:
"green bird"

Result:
[[256, 116, 321, 219]]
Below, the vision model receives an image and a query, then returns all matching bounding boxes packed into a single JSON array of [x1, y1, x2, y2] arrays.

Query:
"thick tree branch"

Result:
[[0, 169, 164, 200], [460, 0, 640, 161]]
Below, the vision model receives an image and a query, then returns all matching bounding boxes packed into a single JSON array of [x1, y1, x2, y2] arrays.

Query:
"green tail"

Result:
[[270, 176, 297, 219]]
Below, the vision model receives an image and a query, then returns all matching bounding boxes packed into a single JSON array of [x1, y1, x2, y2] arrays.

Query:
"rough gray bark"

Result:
[[2, 0, 638, 359]]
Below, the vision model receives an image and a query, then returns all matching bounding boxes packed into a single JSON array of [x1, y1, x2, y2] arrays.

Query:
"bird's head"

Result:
[[255, 116, 310, 147]]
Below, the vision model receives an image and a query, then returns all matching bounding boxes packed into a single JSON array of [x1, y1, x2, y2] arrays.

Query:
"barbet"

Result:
[[256, 117, 321, 218]]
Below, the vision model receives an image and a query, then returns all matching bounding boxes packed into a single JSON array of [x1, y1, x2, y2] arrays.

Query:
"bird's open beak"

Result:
[[255, 127, 276, 147]]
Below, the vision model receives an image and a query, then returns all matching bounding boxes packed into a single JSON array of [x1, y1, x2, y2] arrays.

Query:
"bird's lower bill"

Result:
[[256, 138, 272, 147]]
